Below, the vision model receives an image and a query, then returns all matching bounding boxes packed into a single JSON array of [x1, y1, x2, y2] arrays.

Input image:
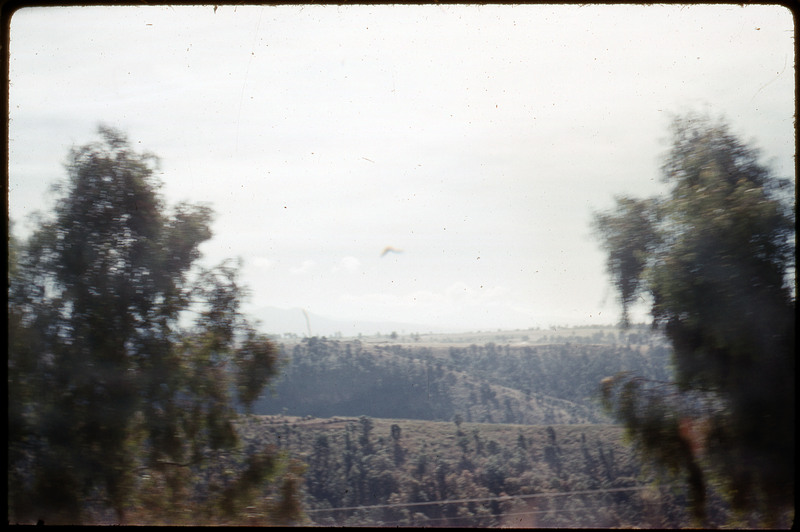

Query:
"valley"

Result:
[[217, 325, 729, 527]]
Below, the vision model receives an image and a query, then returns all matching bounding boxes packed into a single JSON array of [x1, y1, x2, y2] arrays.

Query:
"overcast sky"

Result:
[[7, 4, 795, 334]]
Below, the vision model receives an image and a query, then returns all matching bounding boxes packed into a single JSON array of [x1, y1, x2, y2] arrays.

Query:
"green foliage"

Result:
[[7, 126, 291, 524], [239, 417, 707, 527], [252, 334, 671, 425], [592, 197, 661, 327], [593, 114, 795, 526]]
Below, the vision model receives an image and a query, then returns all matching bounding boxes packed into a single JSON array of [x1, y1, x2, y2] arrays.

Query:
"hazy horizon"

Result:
[[243, 303, 657, 338]]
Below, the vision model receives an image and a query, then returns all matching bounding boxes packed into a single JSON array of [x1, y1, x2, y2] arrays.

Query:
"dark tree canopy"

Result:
[[7, 126, 297, 524], [594, 115, 794, 526]]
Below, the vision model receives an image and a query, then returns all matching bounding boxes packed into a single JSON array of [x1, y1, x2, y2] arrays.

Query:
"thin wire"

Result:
[[324, 497, 661, 527], [305, 484, 662, 514]]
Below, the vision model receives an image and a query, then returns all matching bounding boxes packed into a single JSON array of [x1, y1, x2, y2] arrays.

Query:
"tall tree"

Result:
[[593, 115, 794, 526], [7, 126, 297, 524]]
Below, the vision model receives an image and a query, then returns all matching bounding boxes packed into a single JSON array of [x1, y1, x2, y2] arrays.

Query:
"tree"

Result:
[[358, 415, 375, 454], [7, 126, 294, 524], [593, 114, 794, 526]]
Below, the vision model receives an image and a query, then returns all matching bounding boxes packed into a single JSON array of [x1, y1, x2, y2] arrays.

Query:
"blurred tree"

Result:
[[453, 413, 464, 432], [594, 115, 795, 526], [7, 126, 293, 524], [358, 415, 374, 454], [390, 423, 402, 441], [390, 424, 405, 466]]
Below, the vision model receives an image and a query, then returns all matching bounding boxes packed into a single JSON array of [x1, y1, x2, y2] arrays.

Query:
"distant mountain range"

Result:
[[244, 305, 458, 337]]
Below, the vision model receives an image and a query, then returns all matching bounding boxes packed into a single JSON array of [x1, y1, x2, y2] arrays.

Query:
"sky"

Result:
[[7, 3, 795, 335]]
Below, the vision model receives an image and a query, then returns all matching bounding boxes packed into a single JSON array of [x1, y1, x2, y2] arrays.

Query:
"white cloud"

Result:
[[331, 281, 522, 329], [289, 260, 316, 275], [332, 256, 362, 274], [443, 282, 510, 306], [248, 257, 273, 270]]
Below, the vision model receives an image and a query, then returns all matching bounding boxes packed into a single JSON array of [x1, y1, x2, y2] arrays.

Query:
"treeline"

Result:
[[250, 334, 673, 425], [235, 416, 728, 527]]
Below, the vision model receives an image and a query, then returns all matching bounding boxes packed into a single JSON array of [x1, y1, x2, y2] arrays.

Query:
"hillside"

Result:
[[250, 325, 673, 425], [135, 326, 732, 527], [223, 327, 728, 527], [234, 415, 718, 527]]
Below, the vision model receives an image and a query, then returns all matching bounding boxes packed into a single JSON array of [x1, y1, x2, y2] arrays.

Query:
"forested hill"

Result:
[[250, 327, 673, 424]]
